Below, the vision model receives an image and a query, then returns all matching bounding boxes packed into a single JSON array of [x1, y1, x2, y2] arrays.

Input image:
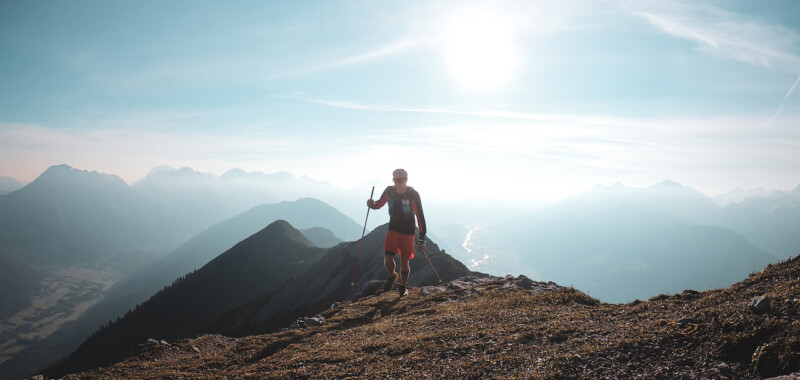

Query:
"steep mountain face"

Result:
[[45, 220, 327, 377], [488, 181, 776, 303], [0, 165, 168, 267], [205, 223, 477, 337], [0, 252, 42, 319], [54, 256, 800, 380]]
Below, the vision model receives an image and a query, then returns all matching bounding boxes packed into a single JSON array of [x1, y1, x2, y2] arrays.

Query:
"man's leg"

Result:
[[384, 252, 399, 291], [399, 256, 410, 285], [384, 252, 396, 276]]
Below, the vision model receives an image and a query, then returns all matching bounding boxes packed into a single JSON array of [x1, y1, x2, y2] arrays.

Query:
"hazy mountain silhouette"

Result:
[[0, 176, 24, 195], [132, 167, 274, 245], [299, 227, 343, 248], [205, 223, 477, 337], [44, 222, 476, 377], [0, 165, 170, 267], [714, 184, 800, 259], [44, 220, 328, 377], [0, 198, 361, 380], [712, 186, 782, 206], [489, 181, 776, 303], [133, 166, 355, 242], [100, 198, 362, 327], [0, 252, 42, 318]]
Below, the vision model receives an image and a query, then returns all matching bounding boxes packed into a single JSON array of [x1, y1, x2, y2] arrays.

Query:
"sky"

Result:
[[2, 0, 800, 203]]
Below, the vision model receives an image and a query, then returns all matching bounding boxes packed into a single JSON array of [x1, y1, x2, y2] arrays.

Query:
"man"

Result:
[[367, 168, 427, 296]]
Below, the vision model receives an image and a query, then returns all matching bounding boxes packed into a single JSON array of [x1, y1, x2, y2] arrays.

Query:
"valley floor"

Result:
[[0, 266, 118, 365]]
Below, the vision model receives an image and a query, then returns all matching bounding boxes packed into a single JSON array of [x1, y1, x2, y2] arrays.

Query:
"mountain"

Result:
[[44, 222, 476, 378], [132, 167, 275, 244], [0, 177, 24, 195], [299, 227, 343, 248], [484, 181, 776, 303], [132, 166, 358, 241], [99, 197, 362, 328], [715, 185, 800, 259], [204, 223, 477, 337], [0, 252, 42, 319], [712, 186, 781, 206], [44, 220, 328, 377], [0, 198, 361, 380], [51, 255, 800, 379], [0, 165, 170, 267]]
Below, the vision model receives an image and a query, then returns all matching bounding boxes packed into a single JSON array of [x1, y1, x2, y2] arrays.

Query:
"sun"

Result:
[[441, 7, 521, 91]]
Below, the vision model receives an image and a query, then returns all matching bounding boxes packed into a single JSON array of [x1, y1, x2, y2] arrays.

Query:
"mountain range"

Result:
[[2, 164, 798, 379], [469, 180, 797, 303], [0, 165, 366, 379], [0, 197, 361, 380]]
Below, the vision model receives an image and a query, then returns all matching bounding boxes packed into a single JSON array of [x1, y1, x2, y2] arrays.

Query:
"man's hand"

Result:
[[416, 237, 426, 252], [367, 199, 375, 208]]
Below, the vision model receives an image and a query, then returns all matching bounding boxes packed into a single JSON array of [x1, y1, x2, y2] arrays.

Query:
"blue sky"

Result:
[[1, 0, 799, 202]]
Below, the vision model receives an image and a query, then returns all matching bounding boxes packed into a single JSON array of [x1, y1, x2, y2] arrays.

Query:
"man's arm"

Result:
[[412, 189, 426, 238], [368, 187, 391, 209]]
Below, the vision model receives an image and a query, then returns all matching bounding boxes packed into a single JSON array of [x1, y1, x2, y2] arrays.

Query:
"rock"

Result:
[[354, 280, 386, 299], [749, 295, 771, 314], [286, 315, 326, 330]]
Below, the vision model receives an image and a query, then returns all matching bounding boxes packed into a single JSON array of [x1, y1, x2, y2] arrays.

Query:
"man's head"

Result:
[[392, 169, 408, 184]]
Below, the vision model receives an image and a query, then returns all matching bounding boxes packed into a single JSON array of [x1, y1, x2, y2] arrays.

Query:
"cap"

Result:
[[393, 168, 408, 178]]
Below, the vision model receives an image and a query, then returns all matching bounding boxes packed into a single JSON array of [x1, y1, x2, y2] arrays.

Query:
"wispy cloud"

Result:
[[624, 1, 800, 69], [282, 93, 657, 128], [624, 1, 800, 125], [766, 73, 800, 126], [273, 37, 426, 78]]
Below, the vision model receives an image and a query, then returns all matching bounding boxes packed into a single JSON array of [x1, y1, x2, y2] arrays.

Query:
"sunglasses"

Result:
[[393, 177, 407, 182]]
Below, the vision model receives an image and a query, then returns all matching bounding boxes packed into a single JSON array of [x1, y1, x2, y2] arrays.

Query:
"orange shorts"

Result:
[[384, 230, 415, 259]]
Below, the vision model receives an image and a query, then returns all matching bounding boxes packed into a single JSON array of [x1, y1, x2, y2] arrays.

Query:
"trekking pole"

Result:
[[418, 239, 442, 283], [351, 186, 375, 287]]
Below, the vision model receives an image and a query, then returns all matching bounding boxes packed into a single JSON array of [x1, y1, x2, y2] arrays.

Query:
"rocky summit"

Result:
[[48, 255, 800, 379]]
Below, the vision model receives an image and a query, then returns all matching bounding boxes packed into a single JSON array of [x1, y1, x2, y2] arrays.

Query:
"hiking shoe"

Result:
[[384, 273, 399, 292], [398, 284, 408, 297]]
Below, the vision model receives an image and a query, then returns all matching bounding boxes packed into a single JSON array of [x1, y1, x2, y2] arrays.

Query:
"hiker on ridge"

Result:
[[367, 168, 427, 297]]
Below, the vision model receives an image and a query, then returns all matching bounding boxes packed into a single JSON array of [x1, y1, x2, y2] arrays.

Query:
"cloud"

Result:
[[283, 93, 657, 128], [273, 37, 426, 78], [624, 1, 800, 69], [766, 73, 800, 126]]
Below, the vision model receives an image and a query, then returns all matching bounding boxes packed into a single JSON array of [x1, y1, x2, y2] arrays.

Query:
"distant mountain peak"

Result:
[[221, 168, 248, 178], [34, 165, 127, 187], [145, 165, 177, 178]]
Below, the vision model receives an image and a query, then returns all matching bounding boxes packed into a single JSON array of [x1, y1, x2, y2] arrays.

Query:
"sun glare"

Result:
[[441, 7, 521, 91]]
